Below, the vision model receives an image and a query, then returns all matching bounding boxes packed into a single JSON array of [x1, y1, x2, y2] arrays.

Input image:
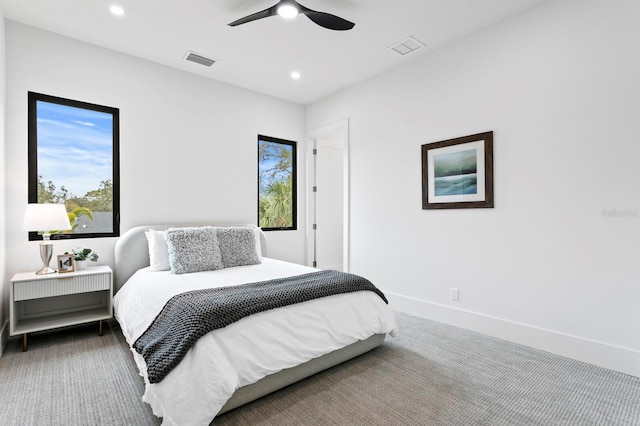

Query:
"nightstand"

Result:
[[9, 265, 113, 351]]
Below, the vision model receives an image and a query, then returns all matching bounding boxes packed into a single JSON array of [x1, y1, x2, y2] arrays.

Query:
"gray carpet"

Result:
[[0, 312, 638, 425]]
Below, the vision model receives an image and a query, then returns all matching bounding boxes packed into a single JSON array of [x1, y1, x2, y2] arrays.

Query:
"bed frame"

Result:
[[114, 224, 385, 416]]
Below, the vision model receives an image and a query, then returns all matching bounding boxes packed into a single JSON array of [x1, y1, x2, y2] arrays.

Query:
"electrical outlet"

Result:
[[450, 288, 459, 301]]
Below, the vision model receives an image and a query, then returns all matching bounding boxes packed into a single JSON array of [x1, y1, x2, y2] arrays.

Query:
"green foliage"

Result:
[[259, 176, 293, 228], [38, 176, 112, 213], [259, 141, 294, 228], [37, 176, 73, 204], [68, 207, 94, 231], [37, 176, 113, 234], [259, 142, 292, 194], [82, 180, 113, 212], [72, 247, 99, 262]]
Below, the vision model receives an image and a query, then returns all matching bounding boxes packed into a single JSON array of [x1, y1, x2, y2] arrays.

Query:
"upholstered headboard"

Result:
[[113, 224, 267, 293]]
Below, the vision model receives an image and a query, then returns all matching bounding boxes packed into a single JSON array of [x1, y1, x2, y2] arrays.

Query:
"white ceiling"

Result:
[[0, 0, 544, 105]]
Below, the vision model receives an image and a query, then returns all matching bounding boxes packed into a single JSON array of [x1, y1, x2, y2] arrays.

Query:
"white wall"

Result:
[[2, 22, 306, 331], [0, 10, 7, 354], [306, 0, 640, 376]]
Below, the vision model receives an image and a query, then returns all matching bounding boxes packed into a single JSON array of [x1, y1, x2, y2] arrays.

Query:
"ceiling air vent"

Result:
[[389, 36, 425, 56], [184, 51, 216, 67]]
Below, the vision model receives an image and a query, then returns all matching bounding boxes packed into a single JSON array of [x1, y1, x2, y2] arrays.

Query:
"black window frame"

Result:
[[258, 134, 297, 231], [27, 91, 120, 241]]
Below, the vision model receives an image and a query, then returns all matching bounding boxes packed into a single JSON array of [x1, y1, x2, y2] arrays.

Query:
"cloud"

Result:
[[73, 120, 96, 127], [37, 118, 74, 128]]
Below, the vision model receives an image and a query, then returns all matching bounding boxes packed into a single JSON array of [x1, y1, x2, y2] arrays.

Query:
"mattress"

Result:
[[114, 257, 397, 425]]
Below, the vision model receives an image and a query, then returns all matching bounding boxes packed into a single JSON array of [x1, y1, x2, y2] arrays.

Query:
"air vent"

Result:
[[389, 36, 425, 56], [183, 51, 216, 67]]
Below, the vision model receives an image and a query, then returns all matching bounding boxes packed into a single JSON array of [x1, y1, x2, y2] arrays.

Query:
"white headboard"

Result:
[[113, 224, 267, 293]]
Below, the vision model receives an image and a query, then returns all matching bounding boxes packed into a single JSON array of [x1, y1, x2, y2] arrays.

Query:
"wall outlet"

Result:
[[450, 288, 460, 301]]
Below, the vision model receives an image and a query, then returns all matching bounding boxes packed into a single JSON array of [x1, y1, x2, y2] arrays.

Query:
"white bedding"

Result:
[[114, 258, 397, 426]]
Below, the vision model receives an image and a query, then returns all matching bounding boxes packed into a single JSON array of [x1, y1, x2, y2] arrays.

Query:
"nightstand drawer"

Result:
[[13, 273, 111, 301]]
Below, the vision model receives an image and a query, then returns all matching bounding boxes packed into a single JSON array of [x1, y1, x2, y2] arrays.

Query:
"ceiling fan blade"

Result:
[[297, 3, 355, 31], [228, 4, 278, 27]]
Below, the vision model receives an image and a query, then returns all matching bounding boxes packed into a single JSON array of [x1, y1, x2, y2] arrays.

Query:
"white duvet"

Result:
[[114, 258, 397, 426]]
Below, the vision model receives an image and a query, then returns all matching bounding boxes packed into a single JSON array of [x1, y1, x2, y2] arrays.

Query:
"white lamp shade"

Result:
[[22, 203, 72, 233]]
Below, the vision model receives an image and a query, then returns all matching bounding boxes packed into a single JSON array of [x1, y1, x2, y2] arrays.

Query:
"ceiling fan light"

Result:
[[109, 5, 125, 16], [277, 4, 299, 19]]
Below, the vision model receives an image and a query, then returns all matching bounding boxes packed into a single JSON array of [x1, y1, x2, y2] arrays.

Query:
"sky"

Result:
[[37, 100, 113, 198]]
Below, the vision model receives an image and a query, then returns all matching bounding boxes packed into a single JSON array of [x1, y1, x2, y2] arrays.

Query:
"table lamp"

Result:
[[22, 203, 72, 274]]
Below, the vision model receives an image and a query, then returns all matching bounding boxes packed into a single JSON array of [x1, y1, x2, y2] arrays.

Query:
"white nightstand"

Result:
[[10, 265, 113, 351]]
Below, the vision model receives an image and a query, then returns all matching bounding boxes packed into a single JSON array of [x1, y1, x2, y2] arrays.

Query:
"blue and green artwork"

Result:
[[433, 149, 477, 196]]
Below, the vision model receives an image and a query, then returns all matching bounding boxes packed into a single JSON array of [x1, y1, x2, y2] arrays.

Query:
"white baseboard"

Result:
[[0, 318, 8, 357], [387, 292, 640, 378]]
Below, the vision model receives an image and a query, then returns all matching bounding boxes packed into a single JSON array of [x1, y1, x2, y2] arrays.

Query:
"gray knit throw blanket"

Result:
[[133, 269, 388, 383]]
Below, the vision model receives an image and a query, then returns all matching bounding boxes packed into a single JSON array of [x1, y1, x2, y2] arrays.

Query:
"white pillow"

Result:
[[248, 225, 264, 260], [145, 229, 170, 271]]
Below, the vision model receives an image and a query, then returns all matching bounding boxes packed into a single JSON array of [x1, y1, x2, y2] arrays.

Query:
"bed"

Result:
[[113, 224, 397, 425]]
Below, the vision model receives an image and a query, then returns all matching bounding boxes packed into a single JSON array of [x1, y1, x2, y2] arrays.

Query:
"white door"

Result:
[[314, 137, 344, 270], [307, 119, 349, 271]]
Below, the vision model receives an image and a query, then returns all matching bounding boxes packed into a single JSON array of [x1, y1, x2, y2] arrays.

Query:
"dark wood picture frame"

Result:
[[422, 131, 494, 209]]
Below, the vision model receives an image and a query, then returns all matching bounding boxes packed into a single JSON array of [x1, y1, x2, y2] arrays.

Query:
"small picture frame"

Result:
[[57, 254, 75, 273]]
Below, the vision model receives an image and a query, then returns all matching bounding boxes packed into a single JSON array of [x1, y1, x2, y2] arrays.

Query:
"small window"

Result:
[[258, 135, 297, 231], [28, 92, 120, 240]]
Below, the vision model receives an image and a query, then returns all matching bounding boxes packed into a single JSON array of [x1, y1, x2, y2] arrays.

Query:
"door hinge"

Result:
[[313, 224, 317, 230], [313, 261, 317, 267], [313, 186, 317, 192], [313, 148, 318, 155]]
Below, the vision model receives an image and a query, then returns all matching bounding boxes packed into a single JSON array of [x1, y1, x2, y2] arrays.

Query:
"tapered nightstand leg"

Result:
[[99, 320, 103, 336], [22, 334, 28, 352]]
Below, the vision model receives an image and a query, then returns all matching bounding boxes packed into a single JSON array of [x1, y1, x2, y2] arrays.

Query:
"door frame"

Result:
[[305, 119, 350, 271]]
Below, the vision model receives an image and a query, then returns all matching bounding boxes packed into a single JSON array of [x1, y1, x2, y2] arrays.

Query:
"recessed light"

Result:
[[291, 71, 301, 80], [110, 5, 125, 16]]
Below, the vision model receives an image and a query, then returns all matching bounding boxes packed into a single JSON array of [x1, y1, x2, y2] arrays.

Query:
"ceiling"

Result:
[[0, 0, 544, 105]]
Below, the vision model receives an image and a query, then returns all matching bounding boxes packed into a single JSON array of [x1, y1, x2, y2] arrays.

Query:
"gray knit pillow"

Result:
[[216, 227, 261, 268], [166, 227, 223, 274]]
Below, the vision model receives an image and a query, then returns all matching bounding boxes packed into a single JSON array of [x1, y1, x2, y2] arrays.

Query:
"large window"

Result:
[[28, 92, 120, 240], [258, 135, 297, 231]]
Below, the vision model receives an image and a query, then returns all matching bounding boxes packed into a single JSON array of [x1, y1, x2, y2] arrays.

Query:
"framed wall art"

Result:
[[421, 131, 494, 209]]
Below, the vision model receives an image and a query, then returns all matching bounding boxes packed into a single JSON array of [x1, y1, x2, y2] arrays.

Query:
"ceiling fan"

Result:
[[228, 0, 355, 31]]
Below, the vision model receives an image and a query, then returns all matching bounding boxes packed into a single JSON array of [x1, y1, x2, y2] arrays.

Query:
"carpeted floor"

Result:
[[0, 312, 638, 425]]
